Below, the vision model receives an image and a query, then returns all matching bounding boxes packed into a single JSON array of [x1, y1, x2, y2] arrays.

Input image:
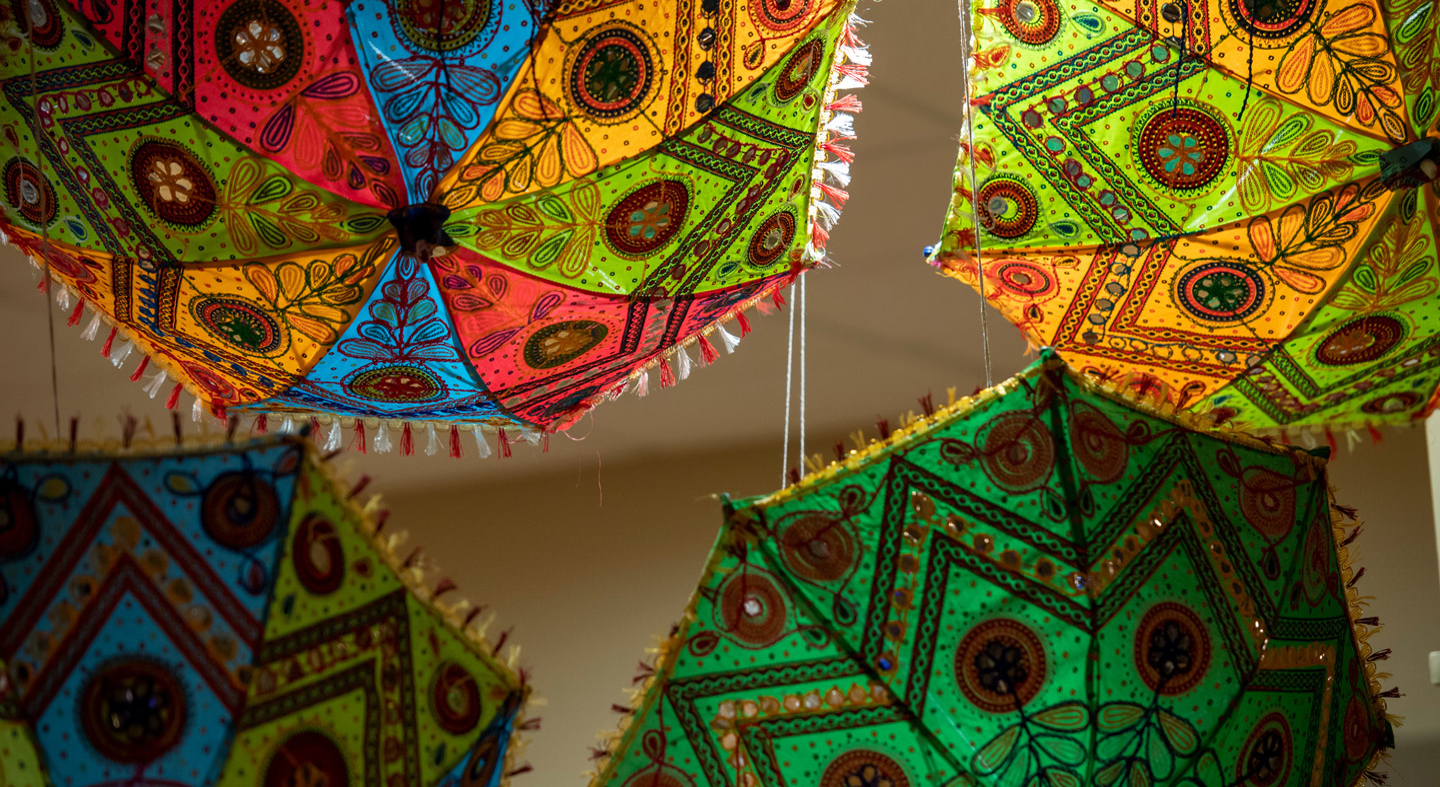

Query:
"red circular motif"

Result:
[[202, 472, 281, 550], [1316, 316, 1405, 366], [1176, 262, 1265, 322], [993, 0, 1061, 44], [1240, 468, 1298, 539], [1360, 391, 1421, 415], [955, 618, 1047, 712], [1134, 602, 1211, 695], [1069, 403, 1128, 483], [752, 0, 813, 32], [432, 662, 483, 734], [978, 412, 1055, 492], [3, 159, 57, 226], [186, 363, 239, 401], [81, 660, 187, 763], [719, 570, 788, 646], [977, 177, 1038, 239], [604, 180, 689, 257], [820, 751, 911, 787], [775, 39, 825, 101], [570, 27, 654, 120], [130, 141, 218, 226], [778, 513, 856, 582], [10, 0, 63, 48], [42, 250, 100, 284], [1228, 0, 1316, 39], [264, 730, 349, 787], [1343, 696, 1377, 762], [293, 513, 344, 595], [746, 211, 797, 269], [997, 261, 1054, 297], [1137, 108, 1228, 190], [193, 296, 283, 354], [1237, 713, 1293, 787]]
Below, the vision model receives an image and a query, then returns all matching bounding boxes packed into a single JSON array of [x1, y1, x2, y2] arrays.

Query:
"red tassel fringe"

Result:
[[165, 383, 182, 410], [698, 335, 717, 365], [449, 425, 462, 458], [128, 355, 149, 382], [353, 421, 367, 454], [67, 299, 85, 327], [498, 428, 512, 458], [737, 311, 752, 336], [659, 361, 676, 389], [401, 422, 414, 456], [101, 327, 116, 358]]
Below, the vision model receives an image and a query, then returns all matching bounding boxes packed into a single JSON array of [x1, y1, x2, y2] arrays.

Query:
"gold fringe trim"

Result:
[[761, 352, 1324, 507], [1327, 482, 1400, 785]]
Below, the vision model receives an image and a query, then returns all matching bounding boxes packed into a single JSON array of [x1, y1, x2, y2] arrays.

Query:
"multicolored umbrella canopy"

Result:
[[0, 434, 530, 785], [0, 0, 867, 435], [590, 353, 1394, 787], [928, 0, 1440, 431]]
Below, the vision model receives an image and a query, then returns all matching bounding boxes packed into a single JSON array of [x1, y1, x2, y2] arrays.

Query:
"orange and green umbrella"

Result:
[[929, 0, 1440, 431]]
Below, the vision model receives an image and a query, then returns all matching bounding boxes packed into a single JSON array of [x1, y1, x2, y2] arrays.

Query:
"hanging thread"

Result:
[[799, 273, 806, 471], [957, 0, 994, 388], [781, 279, 797, 485], [26, 33, 61, 435]]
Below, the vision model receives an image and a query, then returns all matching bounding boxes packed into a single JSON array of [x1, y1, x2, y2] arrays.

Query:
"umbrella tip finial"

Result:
[[388, 202, 456, 259], [1379, 136, 1440, 190]]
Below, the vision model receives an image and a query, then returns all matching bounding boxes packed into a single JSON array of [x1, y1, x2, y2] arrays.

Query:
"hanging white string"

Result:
[[781, 279, 798, 486], [957, 0, 993, 388], [799, 273, 806, 473]]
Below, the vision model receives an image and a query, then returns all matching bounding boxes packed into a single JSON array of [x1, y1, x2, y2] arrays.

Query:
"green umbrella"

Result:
[[591, 352, 1393, 787]]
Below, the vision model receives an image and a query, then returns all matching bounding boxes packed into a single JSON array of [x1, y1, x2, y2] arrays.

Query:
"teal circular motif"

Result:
[[193, 296, 284, 354], [1176, 262, 1265, 322], [524, 321, 609, 369], [3, 158, 57, 227], [1137, 107, 1228, 190], [346, 364, 445, 403]]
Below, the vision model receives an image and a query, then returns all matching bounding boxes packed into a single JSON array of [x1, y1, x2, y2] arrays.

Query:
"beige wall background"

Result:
[[0, 0, 1436, 782]]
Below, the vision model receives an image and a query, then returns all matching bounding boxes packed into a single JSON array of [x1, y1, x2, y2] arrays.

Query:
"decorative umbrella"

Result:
[[928, 0, 1440, 433], [0, 432, 531, 785], [590, 353, 1395, 787], [0, 0, 868, 448]]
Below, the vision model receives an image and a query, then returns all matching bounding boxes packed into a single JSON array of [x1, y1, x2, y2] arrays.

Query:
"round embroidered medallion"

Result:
[[568, 25, 655, 121], [264, 730, 350, 787], [432, 661, 483, 734], [1134, 602, 1212, 695], [81, 660, 187, 763], [202, 472, 281, 550], [1176, 262, 1265, 322], [778, 513, 856, 582], [192, 296, 284, 354], [955, 618, 1047, 712], [215, 0, 306, 89], [604, 180, 689, 258], [1315, 316, 1405, 366], [746, 211, 797, 269], [346, 364, 445, 403], [394, 0, 493, 53], [293, 513, 344, 595], [523, 320, 609, 369], [1137, 107, 1228, 190], [775, 39, 825, 101], [819, 751, 911, 787], [3, 159, 57, 226], [977, 177, 1038, 239], [131, 140, 218, 227]]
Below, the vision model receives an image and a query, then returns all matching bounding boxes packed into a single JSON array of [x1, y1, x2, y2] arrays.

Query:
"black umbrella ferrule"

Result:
[[387, 202, 456, 260], [1379, 136, 1439, 190]]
